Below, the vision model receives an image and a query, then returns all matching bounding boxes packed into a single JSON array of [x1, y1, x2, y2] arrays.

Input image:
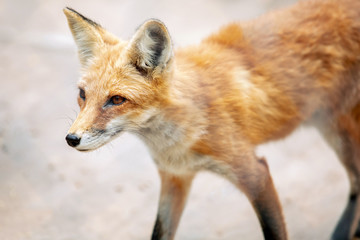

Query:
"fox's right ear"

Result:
[[63, 8, 105, 67]]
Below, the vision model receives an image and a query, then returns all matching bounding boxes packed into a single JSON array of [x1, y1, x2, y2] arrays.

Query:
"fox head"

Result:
[[64, 8, 173, 151]]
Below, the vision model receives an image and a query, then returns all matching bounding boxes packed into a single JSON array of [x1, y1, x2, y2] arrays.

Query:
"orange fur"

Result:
[[64, 1, 360, 239]]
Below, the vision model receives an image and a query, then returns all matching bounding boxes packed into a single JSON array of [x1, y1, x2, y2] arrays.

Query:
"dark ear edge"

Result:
[[64, 7, 102, 29], [63, 7, 105, 67]]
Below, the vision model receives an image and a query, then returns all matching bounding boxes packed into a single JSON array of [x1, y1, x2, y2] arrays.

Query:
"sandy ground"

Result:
[[0, 0, 352, 239]]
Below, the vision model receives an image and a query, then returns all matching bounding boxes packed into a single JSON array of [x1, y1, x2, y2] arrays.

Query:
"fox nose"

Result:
[[65, 134, 81, 147]]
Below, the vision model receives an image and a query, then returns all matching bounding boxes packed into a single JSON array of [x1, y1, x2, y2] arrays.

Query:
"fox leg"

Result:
[[251, 160, 288, 240], [318, 109, 360, 240], [210, 155, 288, 240], [356, 222, 360, 237], [151, 170, 194, 240], [332, 191, 360, 240], [329, 127, 360, 240], [335, 114, 360, 240], [244, 157, 287, 240]]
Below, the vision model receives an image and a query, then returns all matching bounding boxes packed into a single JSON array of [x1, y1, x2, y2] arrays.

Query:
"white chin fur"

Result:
[[74, 116, 126, 151], [75, 131, 120, 151]]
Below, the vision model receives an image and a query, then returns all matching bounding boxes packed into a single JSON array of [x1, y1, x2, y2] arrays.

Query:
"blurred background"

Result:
[[0, 0, 349, 239]]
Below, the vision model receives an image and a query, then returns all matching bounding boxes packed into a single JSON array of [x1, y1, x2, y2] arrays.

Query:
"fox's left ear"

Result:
[[127, 19, 173, 76]]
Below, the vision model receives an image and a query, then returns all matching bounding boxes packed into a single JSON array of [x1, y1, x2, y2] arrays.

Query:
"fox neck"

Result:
[[133, 79, 207, 170], [134, 110, 198, 174], [136, 113, 183, 150]]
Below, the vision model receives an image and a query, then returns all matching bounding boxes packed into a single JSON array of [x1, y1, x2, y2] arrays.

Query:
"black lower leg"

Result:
[[355, 220, 360, 237], [151, 215, 164, 240], [253, 201, 286, 240], [245, 158, 287, 240], [332, 194, 358, 240]]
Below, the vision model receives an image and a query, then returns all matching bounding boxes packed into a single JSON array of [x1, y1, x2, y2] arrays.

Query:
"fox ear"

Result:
[[63, 7, 105, 67], [127, 19, 173, 76]]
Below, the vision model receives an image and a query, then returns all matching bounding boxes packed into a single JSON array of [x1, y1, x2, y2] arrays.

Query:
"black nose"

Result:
[[65, 134, 81, 147]]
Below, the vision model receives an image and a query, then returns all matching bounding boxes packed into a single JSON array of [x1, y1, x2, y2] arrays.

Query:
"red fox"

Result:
[[64, 0, 360, 239]]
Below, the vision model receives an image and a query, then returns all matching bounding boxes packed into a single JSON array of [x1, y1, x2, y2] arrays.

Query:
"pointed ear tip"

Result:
[[63, 7, 75, 17]]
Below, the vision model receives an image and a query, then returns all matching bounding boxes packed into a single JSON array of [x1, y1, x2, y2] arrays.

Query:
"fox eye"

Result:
[[109, 95, 126, 106], [79, 89, 85, 100]]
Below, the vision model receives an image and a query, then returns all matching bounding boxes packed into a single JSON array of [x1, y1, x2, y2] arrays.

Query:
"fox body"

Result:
[[64, 0, 360, 239]]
